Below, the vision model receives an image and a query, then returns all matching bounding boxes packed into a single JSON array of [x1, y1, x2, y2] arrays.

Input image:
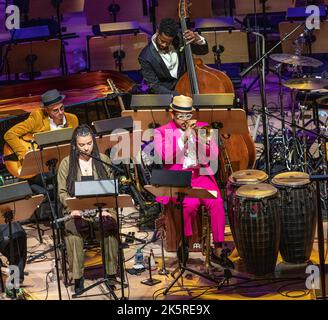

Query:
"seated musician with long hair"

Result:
[[57, 124, 118, 295], [154, 95, 229, 265]]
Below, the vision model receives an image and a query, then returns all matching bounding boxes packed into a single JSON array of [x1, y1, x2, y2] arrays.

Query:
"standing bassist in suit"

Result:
[[138, 18, 208, 95]]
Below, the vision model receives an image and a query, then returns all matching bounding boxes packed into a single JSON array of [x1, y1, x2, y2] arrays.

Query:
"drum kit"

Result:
[[227, 169, 317, 276], [266, 53, 328, 175]]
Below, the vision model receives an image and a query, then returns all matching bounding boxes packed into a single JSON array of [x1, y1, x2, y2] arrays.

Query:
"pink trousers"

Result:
[[157, 173, 225, 243]]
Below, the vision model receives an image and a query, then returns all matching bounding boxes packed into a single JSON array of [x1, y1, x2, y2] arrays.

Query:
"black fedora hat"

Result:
[[41, 89, 65, 108]]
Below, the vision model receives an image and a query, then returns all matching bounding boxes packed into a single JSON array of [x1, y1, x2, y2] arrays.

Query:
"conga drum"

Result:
[[271, 172, 317, 263], [226, 169, 268, 258], [234, 184, 280, 276]]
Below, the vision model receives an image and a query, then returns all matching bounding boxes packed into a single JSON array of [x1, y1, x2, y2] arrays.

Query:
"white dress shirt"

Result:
[[151, 33, 206, 79], [49, 115, 67, 130]]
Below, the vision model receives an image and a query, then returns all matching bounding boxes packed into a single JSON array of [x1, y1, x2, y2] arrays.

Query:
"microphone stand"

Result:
[[311, 175, 328, 300], [78, 150, 128, 299], [29, 142, 63, 300], [240, 22, 306, 176]]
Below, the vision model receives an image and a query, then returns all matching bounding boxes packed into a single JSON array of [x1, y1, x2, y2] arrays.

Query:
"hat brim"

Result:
[[41, 94, 66, 108], [170, 103, 194, 112]]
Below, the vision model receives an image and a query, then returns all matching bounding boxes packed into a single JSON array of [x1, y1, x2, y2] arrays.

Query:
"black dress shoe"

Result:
[[74, 277, 84, 295]]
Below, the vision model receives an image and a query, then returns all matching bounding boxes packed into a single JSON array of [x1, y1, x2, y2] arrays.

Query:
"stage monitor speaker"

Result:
[[88, 33, 148, 72], [279, 21, 328, 54], [156, 0, 212, 22], [29, 0, 85, 19], [3, 39, 61, 75], [234, 0, 295, 15], [84, 0, 148, 25], [195, 30, 249, 65]]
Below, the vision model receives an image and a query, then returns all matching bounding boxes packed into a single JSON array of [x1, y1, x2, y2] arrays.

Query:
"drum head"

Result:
[[229, 169, 268, 186], [271, 171, 310, 187], [236, 183, 277, 199]]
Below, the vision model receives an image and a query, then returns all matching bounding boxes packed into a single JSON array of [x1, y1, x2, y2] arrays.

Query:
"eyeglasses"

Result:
[[175, 113, 193, 121]]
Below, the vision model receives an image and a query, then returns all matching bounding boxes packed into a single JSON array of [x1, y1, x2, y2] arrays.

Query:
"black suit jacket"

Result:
[[138, 35, 209, 95]]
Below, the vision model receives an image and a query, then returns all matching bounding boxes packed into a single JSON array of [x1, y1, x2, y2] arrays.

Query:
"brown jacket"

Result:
[[57, 153, 115, 217], [4, 108, 79, 160]]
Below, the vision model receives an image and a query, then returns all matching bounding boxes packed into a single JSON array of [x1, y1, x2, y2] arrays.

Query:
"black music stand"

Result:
[[4, 39, 62, 80], [22, 129, 74, 299], [0, 181, 44, 298], [92, 118, 146, 245], [66, 181, 133, 299], [28, 0, 83, 75], [146, 170, 221, 295]]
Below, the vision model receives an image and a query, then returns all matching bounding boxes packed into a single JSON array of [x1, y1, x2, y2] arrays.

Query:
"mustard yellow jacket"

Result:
[[4, 108, 79, 160]]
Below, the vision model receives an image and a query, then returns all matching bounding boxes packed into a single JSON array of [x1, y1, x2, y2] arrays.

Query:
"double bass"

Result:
[[175, 0, 256, 185]]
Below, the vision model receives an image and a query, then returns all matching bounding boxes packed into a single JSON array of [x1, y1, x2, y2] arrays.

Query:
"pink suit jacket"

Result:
[[154, 120, 220, 204]]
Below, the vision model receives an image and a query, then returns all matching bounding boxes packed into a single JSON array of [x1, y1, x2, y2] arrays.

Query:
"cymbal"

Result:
[[270, 54, 323, 68], [316, 95, 328, 109], [283, 78, 328, 91]]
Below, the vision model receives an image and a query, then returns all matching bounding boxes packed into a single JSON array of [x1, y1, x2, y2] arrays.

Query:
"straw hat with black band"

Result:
[[170, 95, 194, 113]]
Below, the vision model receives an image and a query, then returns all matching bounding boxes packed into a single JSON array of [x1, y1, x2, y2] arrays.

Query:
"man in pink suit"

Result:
[[154, 95, 226, 259]]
